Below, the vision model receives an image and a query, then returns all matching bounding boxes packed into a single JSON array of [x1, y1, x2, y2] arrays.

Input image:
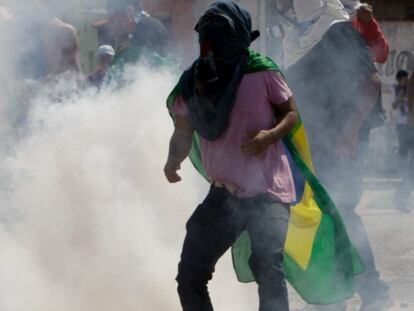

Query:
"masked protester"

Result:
[[166, 2, 367, 309], [165, 2, 299, 310], [273, 1, 390, 311]]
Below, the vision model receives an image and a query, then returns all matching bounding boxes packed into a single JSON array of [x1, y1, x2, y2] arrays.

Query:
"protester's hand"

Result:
[[335, 126, 359, 158], [164, 160, 182, 183], [241, 130, 274, 157], [357, 4, 374, 24]]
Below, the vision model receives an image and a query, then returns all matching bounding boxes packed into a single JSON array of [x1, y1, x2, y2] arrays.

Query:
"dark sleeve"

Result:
[[132, 17, 170, 57], [324, 22, 377, 83]]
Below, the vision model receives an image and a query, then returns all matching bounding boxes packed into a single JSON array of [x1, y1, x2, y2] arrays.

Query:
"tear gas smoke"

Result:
[[0, 50, 263, 311], [0, 2, 260, 310]]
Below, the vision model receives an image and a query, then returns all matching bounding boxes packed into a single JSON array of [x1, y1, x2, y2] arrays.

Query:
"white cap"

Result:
[[98, 45, 115, 57]]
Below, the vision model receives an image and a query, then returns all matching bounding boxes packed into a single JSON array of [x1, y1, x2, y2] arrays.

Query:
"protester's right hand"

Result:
[[164, 161, 182, 183], [357, 4, 374, 24]]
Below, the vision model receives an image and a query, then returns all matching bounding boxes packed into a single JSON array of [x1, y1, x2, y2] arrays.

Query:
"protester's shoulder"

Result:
[[49, 18, 77, 34], [138, 15, 169, 38], [46, 18, 78, 47], [244, 70, 285, 83]]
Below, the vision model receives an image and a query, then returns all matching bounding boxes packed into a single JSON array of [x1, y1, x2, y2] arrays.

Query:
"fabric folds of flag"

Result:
[[167, 49, 363, 304]]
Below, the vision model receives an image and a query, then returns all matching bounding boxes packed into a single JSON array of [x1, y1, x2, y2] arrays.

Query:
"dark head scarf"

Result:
[[179, 1, 260, 141]]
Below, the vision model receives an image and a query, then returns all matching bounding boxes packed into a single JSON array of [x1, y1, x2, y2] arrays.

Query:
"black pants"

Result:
[[176, 186, 290, 311]]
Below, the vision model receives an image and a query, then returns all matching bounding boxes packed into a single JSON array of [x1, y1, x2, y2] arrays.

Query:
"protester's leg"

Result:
[[246, 199, 290, 311], [397, 124, 409, 164], [287, 21, 388, 311], [328, 146, 390, 308], [176, 187, 244, 311], [394, 127, 414, 212], [309, 138, 388, 310]]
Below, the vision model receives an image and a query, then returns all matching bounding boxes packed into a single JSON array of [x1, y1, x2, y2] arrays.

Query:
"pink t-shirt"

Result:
[[172, 71, 296, 203]]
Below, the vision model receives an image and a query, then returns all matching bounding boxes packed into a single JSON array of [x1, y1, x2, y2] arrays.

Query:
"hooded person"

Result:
[[165, 4, 296, 310], [272, 1, 391, 311], [165, 1, 364, 310]]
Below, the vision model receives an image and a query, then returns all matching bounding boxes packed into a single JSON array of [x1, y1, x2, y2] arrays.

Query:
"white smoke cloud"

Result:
[[0, 1, 267, 309], [0, 53, 265, 311]]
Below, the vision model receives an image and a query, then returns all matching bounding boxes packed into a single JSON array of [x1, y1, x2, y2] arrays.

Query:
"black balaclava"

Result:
[[179, 1, 260, 141]]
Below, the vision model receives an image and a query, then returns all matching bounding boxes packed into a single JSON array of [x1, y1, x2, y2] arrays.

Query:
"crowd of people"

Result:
[[0, 0, 170, 94], [0, 0, 413, 311]]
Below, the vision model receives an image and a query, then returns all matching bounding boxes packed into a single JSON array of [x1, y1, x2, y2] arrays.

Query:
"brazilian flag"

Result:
[[167, 49, 362, 304]]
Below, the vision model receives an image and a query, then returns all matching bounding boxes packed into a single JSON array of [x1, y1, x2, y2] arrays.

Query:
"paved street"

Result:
[[358, 183, 414, 311]]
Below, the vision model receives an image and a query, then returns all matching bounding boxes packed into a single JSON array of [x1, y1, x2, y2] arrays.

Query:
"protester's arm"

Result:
[[336, 73, 381, 157], [241, 96, 298, 157], [164, 115, 194, 183], [61, 24, 81, 72], [354, 6, 389, 64]]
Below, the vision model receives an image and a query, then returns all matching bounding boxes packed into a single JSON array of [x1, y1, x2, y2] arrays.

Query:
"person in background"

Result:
[[341, 0, 389, 64], [94, 0, 170, 67], [4, 2, 81, 127], [392, 70, 410, 166], [393, 71, 414, 213], [43, 17, 80, 78], [87, 45, 115, 89], [12, 4, 80, 81], [273, 1, 390, 310]]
